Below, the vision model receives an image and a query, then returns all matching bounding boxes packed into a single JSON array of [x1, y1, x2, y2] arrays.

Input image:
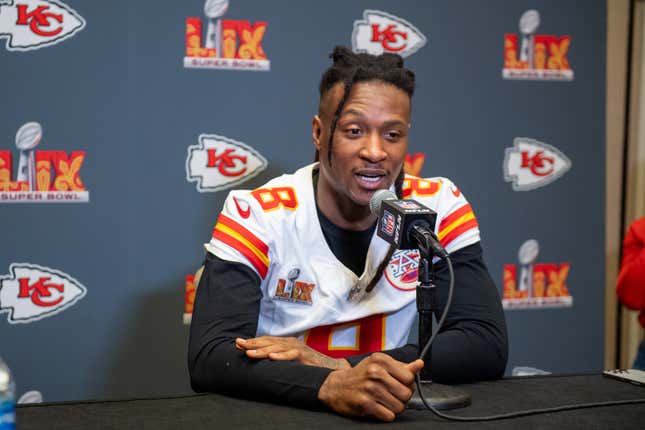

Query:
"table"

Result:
[[16, 374, 645, 429]]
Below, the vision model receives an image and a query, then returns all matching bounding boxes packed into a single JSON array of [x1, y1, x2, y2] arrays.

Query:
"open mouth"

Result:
[[354, 170, 387, 189], [357, 174, 383, 183]]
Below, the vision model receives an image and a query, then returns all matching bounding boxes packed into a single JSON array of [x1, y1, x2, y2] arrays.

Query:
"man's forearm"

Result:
[[190, 338, 333, 410]]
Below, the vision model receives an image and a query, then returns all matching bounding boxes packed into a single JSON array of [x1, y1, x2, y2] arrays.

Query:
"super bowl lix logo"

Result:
[[1, 122, 89, 202], [0, 0, 85, 51], [274, 268, 315, 306], [352, 10, 426, 58], [186, 134, 267, 192], [0, 263, 86, 324], [404, 153, 425, 177], [184, 0, 269, 71], [503, 10, 573, 81], [503, 240, 572, 309], [504, 137, 571, 191]]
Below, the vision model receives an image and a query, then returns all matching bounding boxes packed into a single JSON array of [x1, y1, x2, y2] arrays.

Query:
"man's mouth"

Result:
[[357, 174, 382, 183], [354, 170, 387, 189]]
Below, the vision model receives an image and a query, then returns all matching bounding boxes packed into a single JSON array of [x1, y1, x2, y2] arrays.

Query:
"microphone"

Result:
[[370, 190, 448, 258]]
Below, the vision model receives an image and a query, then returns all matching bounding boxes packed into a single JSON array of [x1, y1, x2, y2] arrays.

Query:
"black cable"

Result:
[[414, 256, 645, 421]]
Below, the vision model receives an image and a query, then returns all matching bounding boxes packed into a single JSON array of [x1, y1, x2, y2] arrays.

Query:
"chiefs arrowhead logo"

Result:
[[352, 9, 427, 58], [504, 137, 572, 191], [0, 263, 86, 324], [186, 134, 268, 193], [0, 0, 85, 51]]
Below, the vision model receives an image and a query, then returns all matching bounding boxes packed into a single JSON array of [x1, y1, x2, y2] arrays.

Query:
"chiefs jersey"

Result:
[[205, 163, 480, 359]]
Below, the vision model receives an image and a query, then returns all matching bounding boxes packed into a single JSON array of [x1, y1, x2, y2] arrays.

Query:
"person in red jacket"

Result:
[[616, 216, 645, 370]]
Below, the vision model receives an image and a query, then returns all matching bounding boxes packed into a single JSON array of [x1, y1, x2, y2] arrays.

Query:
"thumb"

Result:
[[406, 359, 424, 374]]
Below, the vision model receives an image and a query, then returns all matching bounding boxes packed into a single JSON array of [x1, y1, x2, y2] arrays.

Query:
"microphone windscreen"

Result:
[[369, 189, 397, 217]]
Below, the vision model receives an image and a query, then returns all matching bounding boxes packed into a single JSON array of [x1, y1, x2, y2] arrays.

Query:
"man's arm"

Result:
[[345, 242, 508, 384], [188, 252, 333, 409]]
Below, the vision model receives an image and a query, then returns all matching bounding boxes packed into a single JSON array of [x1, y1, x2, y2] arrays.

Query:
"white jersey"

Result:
[[205, 163, 480, 358]]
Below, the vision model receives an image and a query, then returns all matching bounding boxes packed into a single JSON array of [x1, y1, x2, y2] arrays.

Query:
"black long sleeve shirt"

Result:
[[188, 238, 508, 409]]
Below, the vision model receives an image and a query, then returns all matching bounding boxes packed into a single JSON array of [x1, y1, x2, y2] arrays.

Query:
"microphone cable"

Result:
[[414, 255, 645, 421]]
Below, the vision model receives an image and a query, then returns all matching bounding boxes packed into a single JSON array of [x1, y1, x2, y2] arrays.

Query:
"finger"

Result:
[[362, 400, 397, 422], [377, 358, 418, 387], [268, 349, 300, 361], [245, 344, 288, 359], [237, 337, 284, 350], [406, 359, 425, 375], [367, 382, 407, 415], [377, 372, 414, 403]]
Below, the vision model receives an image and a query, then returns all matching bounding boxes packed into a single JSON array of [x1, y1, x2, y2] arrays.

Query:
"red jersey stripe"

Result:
[[212, 229, 268, 279], [439, 204, 473, 232], [217, 213, 269, 256], [440, 218, 479, 248]]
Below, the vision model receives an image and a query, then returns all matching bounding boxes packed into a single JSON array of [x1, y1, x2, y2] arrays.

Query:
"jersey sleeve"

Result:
[[433, 178, 481, 254], [204, 190, 271, 280]]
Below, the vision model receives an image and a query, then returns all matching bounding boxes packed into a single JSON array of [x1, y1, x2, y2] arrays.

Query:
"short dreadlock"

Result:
[[316, 46, 417, 293]]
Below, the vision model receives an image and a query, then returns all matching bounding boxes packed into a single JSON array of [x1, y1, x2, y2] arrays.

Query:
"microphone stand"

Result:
[[407, 230, 471, 410]]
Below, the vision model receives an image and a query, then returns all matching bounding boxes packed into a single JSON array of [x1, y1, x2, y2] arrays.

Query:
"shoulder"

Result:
[[402, 175, 463, 214], [403, 174, 481, 253], [223, 163, 314, 220], [207, 164, 314, 263], [205, 165, 314, 280]]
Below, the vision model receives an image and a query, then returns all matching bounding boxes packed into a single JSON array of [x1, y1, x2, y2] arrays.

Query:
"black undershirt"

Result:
[[313, 169, 375, 277], [188, 177, 508, 410]]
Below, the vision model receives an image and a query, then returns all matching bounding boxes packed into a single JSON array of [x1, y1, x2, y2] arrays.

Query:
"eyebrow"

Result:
[[339, 109, 408, 128]]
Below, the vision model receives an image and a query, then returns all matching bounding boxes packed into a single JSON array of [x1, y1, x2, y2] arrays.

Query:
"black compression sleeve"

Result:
[[344, 242, 508, 383], [187, 252, 332, 409]]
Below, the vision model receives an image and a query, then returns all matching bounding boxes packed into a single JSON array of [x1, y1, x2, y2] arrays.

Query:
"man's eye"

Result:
[[386, 131, 401, 140], [347, 128, 362, 136]]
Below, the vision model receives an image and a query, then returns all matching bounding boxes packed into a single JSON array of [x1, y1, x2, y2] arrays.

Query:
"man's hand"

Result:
[[317, 353, 424, 422], [236, 336, 350, 370]]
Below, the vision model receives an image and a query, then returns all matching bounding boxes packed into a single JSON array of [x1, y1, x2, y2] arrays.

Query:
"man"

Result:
[[188, 46, 508, 422]]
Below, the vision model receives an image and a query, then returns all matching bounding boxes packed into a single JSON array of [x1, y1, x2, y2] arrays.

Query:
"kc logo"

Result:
[[504, 137, 571, 191], [0, 263, 86, 324], [186, 133, 267, 192], [521, 150, 554, 176], [207, 148, 248, 177], [18, 277, 64, 307], [0, 0, 85, 51], [352, 10, 426, 58]]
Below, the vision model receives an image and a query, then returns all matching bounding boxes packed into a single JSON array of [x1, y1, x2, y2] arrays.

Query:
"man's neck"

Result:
[[315, 173, 376, 231]]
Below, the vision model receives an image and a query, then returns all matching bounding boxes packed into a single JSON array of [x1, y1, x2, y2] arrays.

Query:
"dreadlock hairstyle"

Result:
[[315, 46, 417, 294]]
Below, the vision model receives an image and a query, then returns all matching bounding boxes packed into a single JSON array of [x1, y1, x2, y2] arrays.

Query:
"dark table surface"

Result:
[[16, 374, 645, 429]]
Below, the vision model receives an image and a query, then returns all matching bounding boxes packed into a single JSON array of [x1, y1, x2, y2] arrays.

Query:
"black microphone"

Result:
[[370, 190, 448, 258]]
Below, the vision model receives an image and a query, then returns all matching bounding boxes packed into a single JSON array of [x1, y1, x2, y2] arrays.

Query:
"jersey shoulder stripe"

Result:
[[212, 213, 269, 278], [437, 201, 479, 249]]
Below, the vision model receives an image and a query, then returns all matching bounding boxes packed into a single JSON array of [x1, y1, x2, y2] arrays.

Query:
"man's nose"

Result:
[[360, 133, 387, 163]]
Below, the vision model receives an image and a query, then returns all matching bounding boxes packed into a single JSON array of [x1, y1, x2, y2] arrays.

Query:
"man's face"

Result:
[[313, 80, 411, 208]]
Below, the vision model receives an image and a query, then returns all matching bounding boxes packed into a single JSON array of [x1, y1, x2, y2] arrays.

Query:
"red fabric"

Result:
[[616, 217, 645, 328]]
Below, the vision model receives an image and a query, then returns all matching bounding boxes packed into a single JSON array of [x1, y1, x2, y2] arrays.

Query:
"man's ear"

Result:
[[312, 115, 323, 151]]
